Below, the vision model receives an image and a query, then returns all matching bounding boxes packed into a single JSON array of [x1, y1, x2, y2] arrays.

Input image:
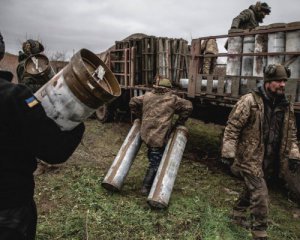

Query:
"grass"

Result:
[[34, 119, 300, 240]]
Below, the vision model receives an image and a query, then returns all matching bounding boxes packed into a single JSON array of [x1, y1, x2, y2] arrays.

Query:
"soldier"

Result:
[[0, 33, 85, 240], [230, 1, 271, 31], [129, 77, 193, 195], [200, 38, 219, 75], [225, 2, 271, 50], [221, 64, 300, 240], [17, 39, 51, 93], [17, 39, 59, 175]]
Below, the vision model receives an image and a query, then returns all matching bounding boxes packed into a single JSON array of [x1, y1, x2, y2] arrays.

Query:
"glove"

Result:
[[175, 117, 187, 127], [288, 159, 300, 174], [220, 157, 234, 166]]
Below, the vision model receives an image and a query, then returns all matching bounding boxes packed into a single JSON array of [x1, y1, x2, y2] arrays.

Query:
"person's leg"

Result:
[[141, 147, 164, 195], [243, 173, 269, 239], [202, 57, 211, 75], [232, 184, 251, 228], [210, 57, 217, 74]]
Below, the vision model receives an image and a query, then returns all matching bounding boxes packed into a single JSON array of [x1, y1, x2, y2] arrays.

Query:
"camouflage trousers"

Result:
[[233, 172, 269, 239], [147, 147, 165, 171], [202, 56, 217, 75], [0, 199, 37, 240]]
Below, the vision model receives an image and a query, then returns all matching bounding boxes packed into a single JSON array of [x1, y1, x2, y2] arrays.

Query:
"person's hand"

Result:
[[220, 157, 234, 166], [174, 118, 186, 127], [289, 159, 300, 174], [171, 120, 182, 134]]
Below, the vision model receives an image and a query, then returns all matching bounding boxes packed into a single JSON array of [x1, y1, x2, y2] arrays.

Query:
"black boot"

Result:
[[141, 168, 157, 195]]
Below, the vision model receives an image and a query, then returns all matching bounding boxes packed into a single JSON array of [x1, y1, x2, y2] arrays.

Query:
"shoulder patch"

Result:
[[25, 96, 39, 108]]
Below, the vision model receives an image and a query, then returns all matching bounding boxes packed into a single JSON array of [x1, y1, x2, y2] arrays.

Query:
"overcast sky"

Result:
[[0, 0, 299, 59]]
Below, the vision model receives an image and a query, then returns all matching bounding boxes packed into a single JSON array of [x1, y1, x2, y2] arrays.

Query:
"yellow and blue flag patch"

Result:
[[25, 96, 39, 108]]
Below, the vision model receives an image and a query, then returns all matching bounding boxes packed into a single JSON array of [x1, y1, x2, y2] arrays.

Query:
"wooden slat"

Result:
[[188, 39, 201, 97], [246, 78, 257, 92], [130, 47, 135, 86], [231, 76, 240, 97], [217, 76, 225, 94], [285, 78, 298, 102], [195, 74, 203, 95]]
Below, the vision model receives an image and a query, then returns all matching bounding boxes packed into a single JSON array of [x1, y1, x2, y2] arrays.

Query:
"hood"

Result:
[[256, 85, 289, 107]]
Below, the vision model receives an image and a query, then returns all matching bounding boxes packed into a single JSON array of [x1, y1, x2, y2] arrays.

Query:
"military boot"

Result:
[[252, 230, 268, 240], [140, 167, 157, 195]]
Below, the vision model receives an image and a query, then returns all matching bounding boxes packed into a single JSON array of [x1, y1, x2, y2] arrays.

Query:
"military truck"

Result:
[[97, 22, 300, 123], [97, 22, 300, 200]]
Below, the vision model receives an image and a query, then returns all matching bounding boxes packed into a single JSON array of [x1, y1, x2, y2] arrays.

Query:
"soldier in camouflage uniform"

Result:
[[16, 39, 49, 93], [230, 2, 271, 30], [200, 38, 219, 75], [129, 78, 193, 195], [221, 64, 300, 240], [225, 2, 271, 50]]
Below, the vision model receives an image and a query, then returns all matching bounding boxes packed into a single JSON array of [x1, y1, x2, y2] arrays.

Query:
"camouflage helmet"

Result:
[[22, 39, 44, 55], [0, 32, 5, 61], [158, 78, 172, 88], [256, 1, 271, 14], [263, 64, 291, 82]]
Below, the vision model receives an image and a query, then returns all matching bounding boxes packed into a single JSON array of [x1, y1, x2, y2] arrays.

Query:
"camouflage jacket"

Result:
[[129, 87, 193, 148], [222, 91, 300, 177], [201, 39, 219, 55], [231, 8, 259, 30]]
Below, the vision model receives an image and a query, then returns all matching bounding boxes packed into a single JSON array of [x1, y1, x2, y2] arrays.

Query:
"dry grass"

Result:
[[35, 119, 300, 240]]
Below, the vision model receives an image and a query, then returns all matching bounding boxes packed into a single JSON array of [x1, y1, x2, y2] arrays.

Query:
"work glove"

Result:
[[175, 117, 187, 127], [220, 157, 234, 166], [288, 159, 300, 174]]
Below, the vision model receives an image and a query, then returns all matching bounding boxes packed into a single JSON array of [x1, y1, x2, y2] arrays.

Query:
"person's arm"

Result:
[[14, 84, 85, 164], [129, 95, 144, 118], [288, 108, 300, 173], [287, 104, 300, 163], [221, 94, 253, 159], [200, 39, 207, 53], [174, 96, 193, 125]]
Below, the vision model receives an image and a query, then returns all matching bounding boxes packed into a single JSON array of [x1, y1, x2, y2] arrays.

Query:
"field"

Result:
[[35, 119, 300, 240]]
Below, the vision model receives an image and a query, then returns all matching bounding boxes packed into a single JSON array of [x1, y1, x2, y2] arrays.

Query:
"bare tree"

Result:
[[50, 51, 66, 62]]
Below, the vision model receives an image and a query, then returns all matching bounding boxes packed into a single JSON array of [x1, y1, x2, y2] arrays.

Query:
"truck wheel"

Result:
[[95, 104, 112, 123]]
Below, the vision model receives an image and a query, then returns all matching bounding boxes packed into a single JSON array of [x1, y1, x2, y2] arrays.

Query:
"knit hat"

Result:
[[263, 64, 291, 82]]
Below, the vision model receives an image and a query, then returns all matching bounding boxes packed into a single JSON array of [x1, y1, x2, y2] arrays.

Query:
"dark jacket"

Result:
[[0, 71, 84, 209]]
